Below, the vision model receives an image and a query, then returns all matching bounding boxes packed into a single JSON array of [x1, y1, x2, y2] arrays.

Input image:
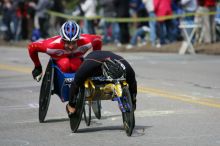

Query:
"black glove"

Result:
[[32, 66, 42, 82]]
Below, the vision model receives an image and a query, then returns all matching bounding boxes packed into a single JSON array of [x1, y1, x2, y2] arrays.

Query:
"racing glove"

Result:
[[32, 66, 42, 82]]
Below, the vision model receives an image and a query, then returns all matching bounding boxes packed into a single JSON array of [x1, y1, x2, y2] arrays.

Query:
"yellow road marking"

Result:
[[138, 86, 220, 108], [1, 63, 220, 108], [0, 64, 31, 74]]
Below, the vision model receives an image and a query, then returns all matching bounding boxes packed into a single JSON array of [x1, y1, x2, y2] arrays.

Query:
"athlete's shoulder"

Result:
[[81, 34, 102, 40], [43, 35, 62, 43], [29, 35, 60, 44], [77, 35, 91, 46], [29, 35, 64, 49], [43, 35, 63, 47], [79, 34, 90, 41]]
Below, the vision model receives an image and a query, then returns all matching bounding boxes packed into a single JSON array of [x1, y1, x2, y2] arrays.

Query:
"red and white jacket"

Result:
[[28, 34, 102, 67]]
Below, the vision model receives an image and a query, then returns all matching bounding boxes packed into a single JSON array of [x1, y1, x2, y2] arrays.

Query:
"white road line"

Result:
[[0, 103, 39, 110], [15, 110, 175, 124], [101, 110, 176, 121], [28, 103, 39, 108], [0, 139, 30, 146]]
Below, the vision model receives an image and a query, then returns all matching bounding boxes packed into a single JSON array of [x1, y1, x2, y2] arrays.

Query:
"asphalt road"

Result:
[[0, 46, 220, 146]]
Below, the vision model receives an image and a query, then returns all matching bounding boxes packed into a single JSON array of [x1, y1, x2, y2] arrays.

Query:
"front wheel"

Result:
[[83, 100, 91, 126], [92, 100, 101, 119], [69, 87, 85, 132], [39, 61, 53, 123], [121, 86, 135, 136]]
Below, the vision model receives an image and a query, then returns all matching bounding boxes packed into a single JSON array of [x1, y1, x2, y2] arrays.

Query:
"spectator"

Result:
[[0, 1, 2, 10], [215, 2, 220, 41], [171, 0, 184, 41], [2, 0, 14, 41], [26, 0, 37, 40], [29, 0, 52, 38], [99, 0, 121, 46], [17, 0, 29, 40], [181, 0, 198, 17], [180, 0, 198, 43], [51, 0, 66, 32], [11, 0, 20, 41], [197, 0, 217, 43], [114, 0, 130, 44], [130, 0, 148, 28], [154, 0, 175, 45], [80, 0, 97, 34], [126, 26, 150, 49], [126, 0, 149, 49], [143, 0, 157, 46]]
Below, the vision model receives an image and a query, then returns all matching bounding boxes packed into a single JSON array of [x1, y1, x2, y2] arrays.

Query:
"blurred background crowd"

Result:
[[0, 0, 220, 49]]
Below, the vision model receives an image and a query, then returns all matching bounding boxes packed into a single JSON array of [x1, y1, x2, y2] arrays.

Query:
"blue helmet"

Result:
[[60, 21, 81, 41]]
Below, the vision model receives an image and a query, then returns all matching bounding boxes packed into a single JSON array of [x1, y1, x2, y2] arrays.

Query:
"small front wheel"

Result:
[[92, 100, 101, 119], [121, 86, 135, 136], [83, 100, 91, 126]]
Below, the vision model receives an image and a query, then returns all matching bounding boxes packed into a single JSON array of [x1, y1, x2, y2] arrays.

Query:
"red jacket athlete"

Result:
[[28, 20, 102, 81]]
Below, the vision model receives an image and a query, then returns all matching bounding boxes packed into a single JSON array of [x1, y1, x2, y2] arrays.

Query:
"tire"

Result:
[[70, 87, 85, 133], [39, 61, 53, 123], [92, 100, 101, 119], [121, 86, 135, 136], [83, 100, 91, 126]]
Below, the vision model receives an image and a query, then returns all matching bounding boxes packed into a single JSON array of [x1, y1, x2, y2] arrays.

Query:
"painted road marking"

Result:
[[0, 103, 39, 110], [1, 63, 220, 109], [0, 64, 31, 74], [28, 103, 39, 108], [110, 110, 175, 121], [15, 109, 174, 124], [138, 86, 220, 108], [0, 139, 30, 146]]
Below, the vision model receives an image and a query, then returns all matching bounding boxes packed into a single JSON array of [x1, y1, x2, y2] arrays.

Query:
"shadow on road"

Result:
[[76, 125, 152, 137], [44, 117, 69, 123]]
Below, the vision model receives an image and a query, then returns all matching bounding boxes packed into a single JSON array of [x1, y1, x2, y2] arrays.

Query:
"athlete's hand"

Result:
[[32, 66, 42, 82]]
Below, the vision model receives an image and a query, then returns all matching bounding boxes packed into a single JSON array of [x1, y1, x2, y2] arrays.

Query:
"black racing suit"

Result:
[[69, 50, 137, 109]]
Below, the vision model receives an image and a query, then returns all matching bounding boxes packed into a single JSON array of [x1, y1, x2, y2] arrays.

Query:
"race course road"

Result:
[[0, 46, 220, 146]]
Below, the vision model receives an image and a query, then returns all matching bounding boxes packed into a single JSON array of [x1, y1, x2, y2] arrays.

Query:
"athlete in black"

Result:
[[66, 50, 137, 116]]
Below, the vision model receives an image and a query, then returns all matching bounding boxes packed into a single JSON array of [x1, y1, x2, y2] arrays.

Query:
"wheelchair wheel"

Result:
[[83, 100, 91, 126], [92, 100, 101, 119], [121, 86, 135, 136], [70, 86, 85, 133], [39, 61, 53, 123]]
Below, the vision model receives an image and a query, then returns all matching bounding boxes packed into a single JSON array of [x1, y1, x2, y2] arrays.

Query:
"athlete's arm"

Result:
[[82, 34, 102, 51], [28, 40, 47, 67]]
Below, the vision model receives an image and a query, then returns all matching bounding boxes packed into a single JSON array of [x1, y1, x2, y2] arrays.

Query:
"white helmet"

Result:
[[60, 20, 81, 41]]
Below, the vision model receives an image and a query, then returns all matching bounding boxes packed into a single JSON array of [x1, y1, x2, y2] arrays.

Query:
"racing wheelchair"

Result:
[[39, 58, 135, 136], [69, 59, 135, 136], [38, 59, 101, 124]]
